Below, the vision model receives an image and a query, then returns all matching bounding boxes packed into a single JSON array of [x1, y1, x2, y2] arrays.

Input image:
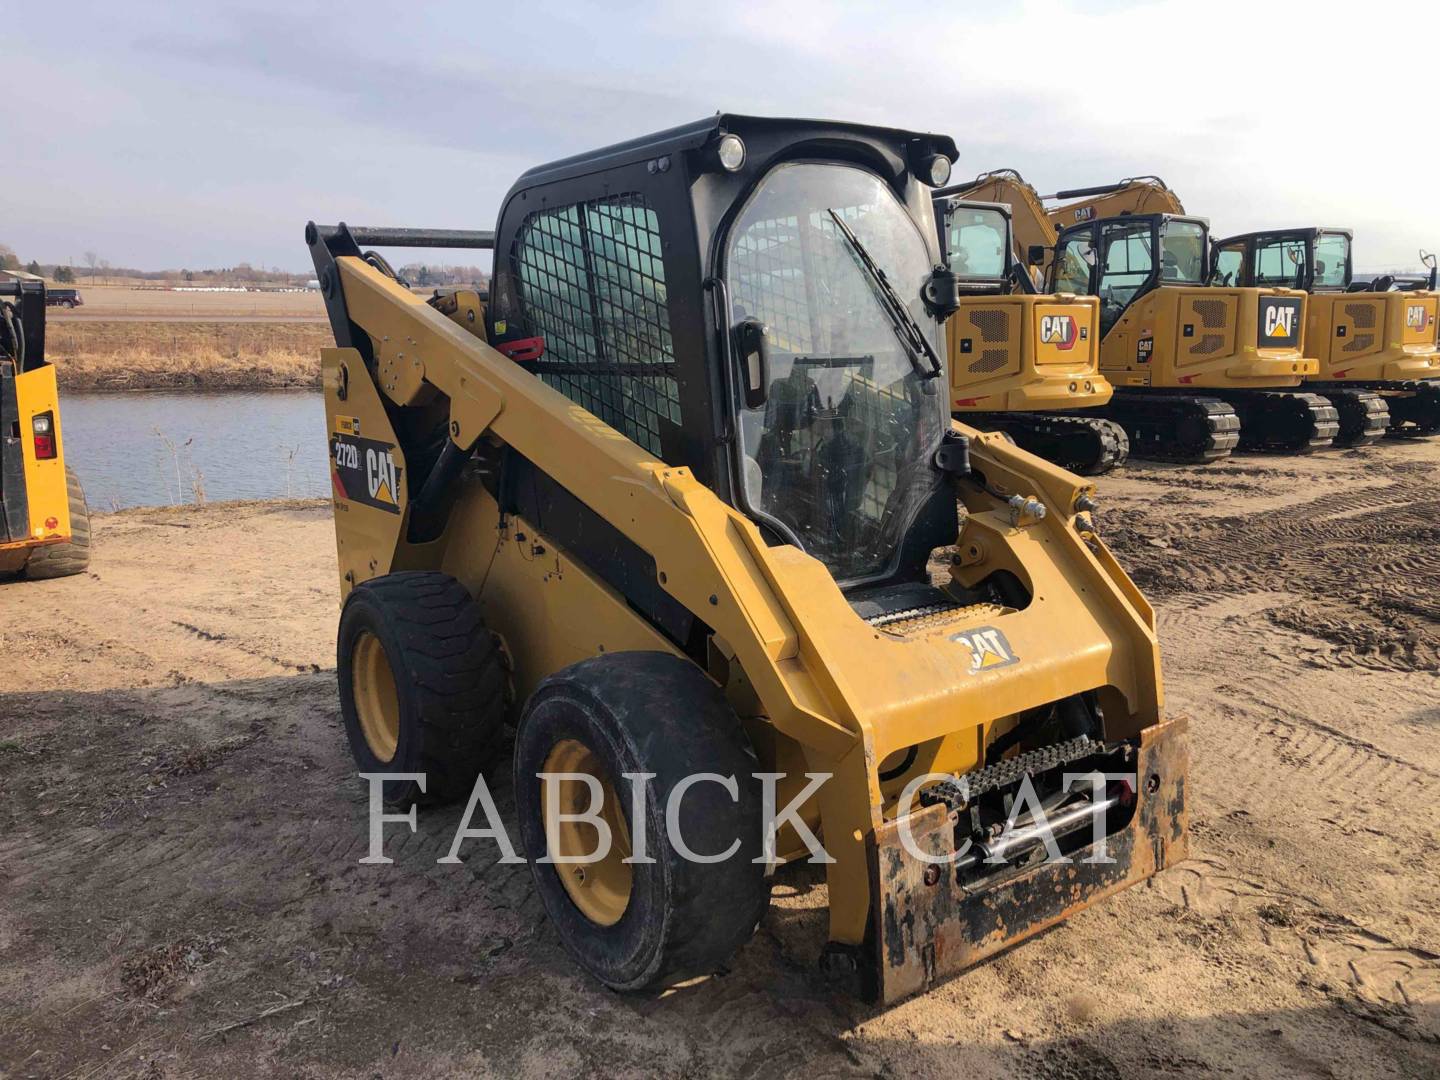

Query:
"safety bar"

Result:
[[306, 224, 495, 250]]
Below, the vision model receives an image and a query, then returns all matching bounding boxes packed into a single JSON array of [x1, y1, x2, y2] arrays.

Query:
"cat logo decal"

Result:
[[950, 626, 1019, 675]]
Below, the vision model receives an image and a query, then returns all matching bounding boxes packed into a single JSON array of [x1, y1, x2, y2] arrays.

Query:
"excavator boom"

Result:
[[1045, 176, 1185, 230]]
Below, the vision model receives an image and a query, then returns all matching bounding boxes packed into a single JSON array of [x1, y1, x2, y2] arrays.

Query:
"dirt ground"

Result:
[[2, 441, 1438, 1079]]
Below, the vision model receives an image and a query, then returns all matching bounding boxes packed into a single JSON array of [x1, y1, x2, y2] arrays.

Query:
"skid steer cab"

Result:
[[308, 114, 1186, 1004], [0, 277, 91, 580]]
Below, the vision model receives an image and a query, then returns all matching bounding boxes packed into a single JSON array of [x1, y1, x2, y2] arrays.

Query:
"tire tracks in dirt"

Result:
[[1104, 465, 1440, 674]]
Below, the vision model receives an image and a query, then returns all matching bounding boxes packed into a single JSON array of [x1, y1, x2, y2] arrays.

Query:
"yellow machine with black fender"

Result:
[[931, 193, 1128, 474], [1211, 228, 1438, 437], [307, 115, 1187, 1002], [0, 276, 90, 580]]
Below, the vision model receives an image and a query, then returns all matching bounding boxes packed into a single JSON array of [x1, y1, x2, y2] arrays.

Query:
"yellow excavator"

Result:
[[951, 171, 1351, 459], [306, 114, 1187, 1003], [0, 274, 90, 580], [1047, 179, 1390, 446], [931, 191, 1128, 474], [1211, 229, 1438, 436]]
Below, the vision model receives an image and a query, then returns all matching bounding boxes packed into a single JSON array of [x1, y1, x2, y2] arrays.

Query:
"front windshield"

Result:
[[1160, 220, 1206, 283], [726, 162, 946, 584], [1314, 233, 1349, 289], [946, 206, 1008, 279]]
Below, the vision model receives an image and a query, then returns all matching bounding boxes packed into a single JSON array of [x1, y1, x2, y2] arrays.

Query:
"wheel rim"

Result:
[[541, 738, 633, 926], [352, 630, 400, 763]]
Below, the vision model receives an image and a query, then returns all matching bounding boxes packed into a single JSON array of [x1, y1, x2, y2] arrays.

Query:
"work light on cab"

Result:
[[926, 153, 952, 187], [716, 133, 746, 172]]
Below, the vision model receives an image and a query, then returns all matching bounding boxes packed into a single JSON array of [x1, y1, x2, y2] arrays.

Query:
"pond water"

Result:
[[59, 391, 330, 510]]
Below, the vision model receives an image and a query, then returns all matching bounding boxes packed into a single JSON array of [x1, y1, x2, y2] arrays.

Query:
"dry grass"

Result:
[[49, 322, 326, 391], [52, 284, 326, 319]]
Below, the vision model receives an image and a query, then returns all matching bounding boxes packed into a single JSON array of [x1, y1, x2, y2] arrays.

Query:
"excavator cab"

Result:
[[1213, 227, 1439, 436], [931, 195, 1127, 474], [1053, 213, 1210, 336], [1209, 227, 1352, 292]]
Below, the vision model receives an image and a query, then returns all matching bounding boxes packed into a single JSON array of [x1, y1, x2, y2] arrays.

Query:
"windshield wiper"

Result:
[[827, 209, 943, 381]]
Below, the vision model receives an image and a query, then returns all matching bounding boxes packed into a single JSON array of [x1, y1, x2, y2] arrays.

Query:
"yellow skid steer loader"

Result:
[[308, 115, 1186, 1002]]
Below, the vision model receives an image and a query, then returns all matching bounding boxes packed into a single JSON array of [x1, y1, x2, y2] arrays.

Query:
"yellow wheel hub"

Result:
[[352, 630, 401, 763], [541, 739, 633, 926]]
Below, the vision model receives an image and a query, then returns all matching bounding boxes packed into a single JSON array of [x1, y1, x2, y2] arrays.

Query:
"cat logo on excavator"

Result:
[[1265, 305, 1296, 338], [1406, 304, 1429, 331], [1039, 313, 1078, 350], [1259, 297, 1302, 347]]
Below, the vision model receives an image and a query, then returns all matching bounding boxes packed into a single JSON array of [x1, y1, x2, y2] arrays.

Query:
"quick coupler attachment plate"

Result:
[[865, 717, 1188, 1003]]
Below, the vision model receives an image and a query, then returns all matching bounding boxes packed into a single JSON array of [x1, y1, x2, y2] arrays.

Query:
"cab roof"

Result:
[[511, 113, 958, 191]]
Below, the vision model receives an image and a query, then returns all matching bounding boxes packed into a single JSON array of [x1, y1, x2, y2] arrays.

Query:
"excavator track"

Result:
[[1312, 389, 1389, 448], [965, 413, 1129, 475], [1212, 391, 1339, 454], [1088, 392, 1241, 464], [1310, 380, 1440, 438]]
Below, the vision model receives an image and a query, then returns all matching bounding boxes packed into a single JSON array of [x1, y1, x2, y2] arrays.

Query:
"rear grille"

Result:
[[967, 308, 1012, 375], [1345, 302, 1378, 329], [1192, 299, 1227, 328], [969, 309, 1009, 341], [1344, 334, 1376, 354], [1190, 335, 1226, 356]]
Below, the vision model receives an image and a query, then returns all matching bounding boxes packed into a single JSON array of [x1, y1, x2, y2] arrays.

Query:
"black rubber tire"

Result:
[[336, 571, 507, 806], [25, 468, 92, 580], [514, 651, 771, 991]]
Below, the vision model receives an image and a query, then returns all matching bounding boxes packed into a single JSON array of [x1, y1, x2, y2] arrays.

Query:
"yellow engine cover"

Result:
[[1303, 292, 1440, 382], [1099, 286, 1317, 389], [948, 294, 1112, 411]]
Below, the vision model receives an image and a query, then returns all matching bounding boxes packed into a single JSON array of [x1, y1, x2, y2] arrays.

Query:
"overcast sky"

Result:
[[7, 1, 1438, 273]]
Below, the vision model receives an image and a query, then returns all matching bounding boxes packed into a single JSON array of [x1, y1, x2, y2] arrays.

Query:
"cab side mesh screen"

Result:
[[512, 194, 680, 458]]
